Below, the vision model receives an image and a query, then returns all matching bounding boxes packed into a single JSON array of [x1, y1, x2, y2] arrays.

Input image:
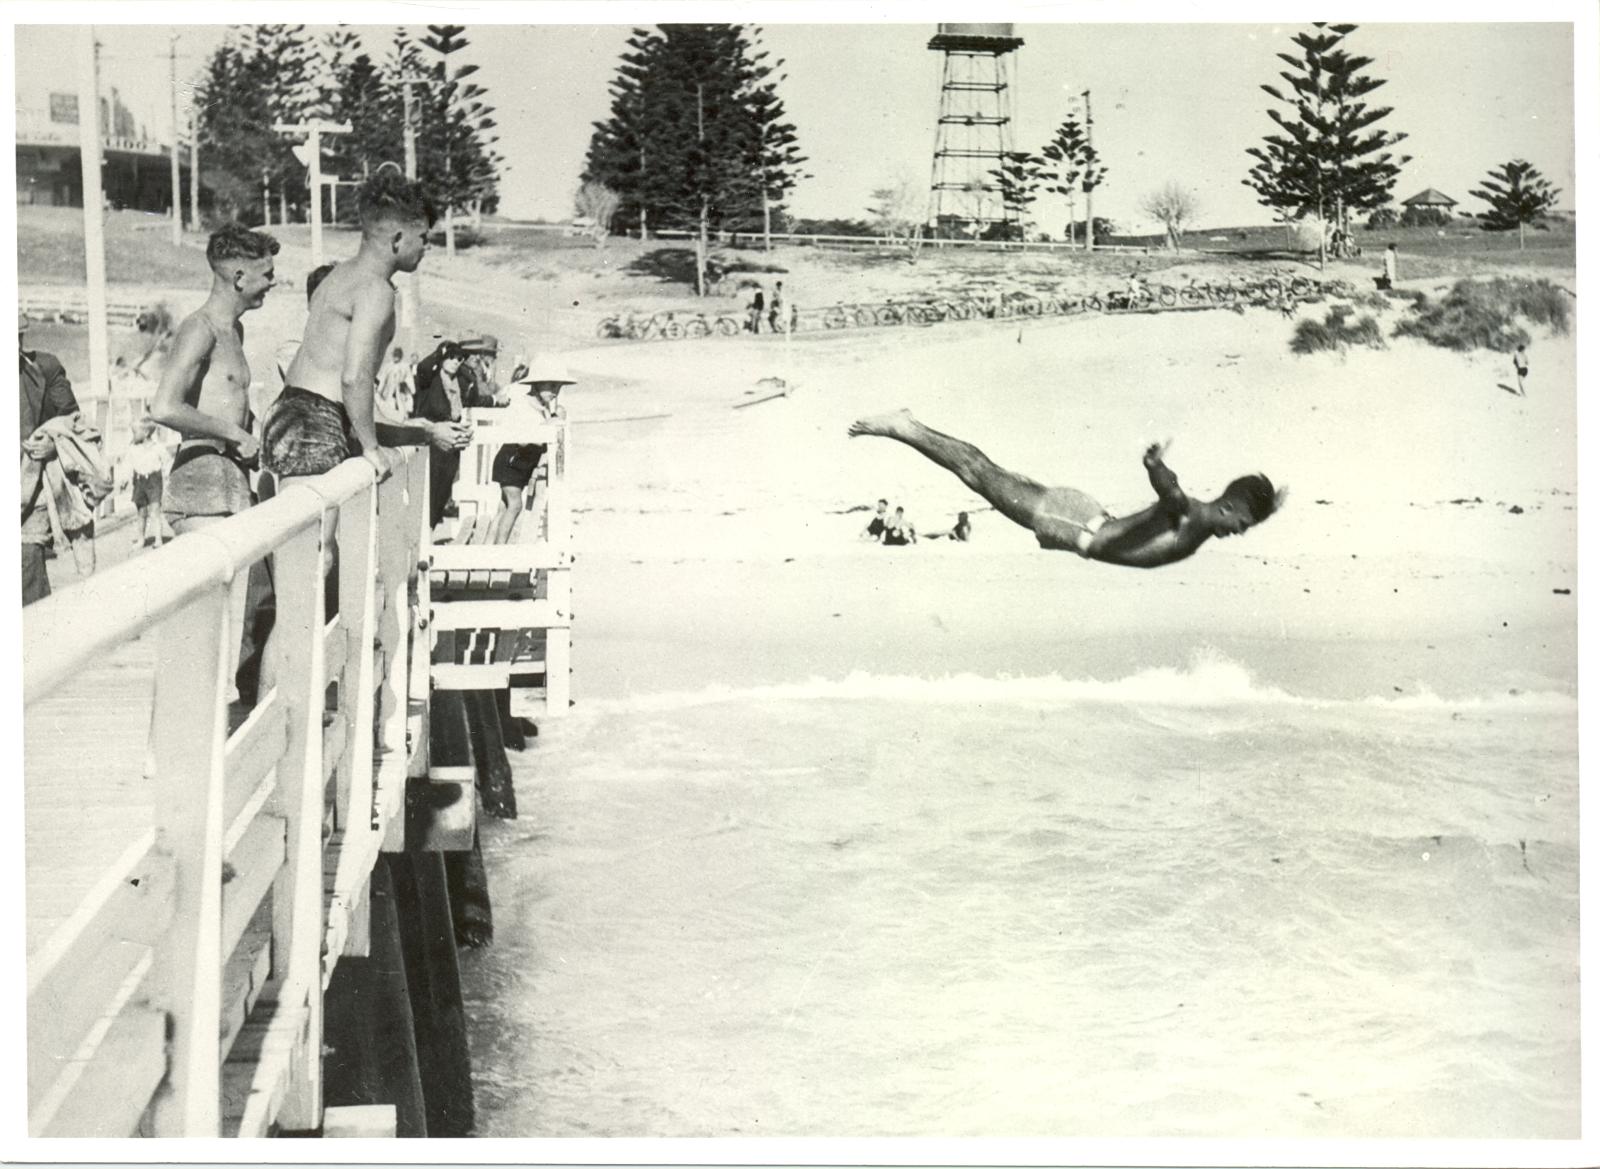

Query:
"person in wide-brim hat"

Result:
[[490, 356, 574, 543]]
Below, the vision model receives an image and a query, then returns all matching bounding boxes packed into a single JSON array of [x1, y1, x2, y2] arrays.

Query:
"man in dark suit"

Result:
[[19, 311, 81, 605]]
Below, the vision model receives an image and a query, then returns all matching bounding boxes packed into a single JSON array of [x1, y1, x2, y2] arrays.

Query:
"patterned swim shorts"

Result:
[[162, 445, 253, 523], [263, 387, 358, 479]]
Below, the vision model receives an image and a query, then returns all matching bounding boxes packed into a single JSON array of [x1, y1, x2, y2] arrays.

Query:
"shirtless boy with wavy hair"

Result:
[[264, 167, 467, 486]]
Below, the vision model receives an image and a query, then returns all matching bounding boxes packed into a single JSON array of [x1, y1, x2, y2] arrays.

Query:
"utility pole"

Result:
[[1082, 89, 1095, 253], [401, 78, 418, 179], [78, 29, 109, 411], [169, 35, 182, 243], [399, 77, 422, 355], [262, 170, 271, 227], [189, 108, 199, 232], [273, 120, 351, 269]]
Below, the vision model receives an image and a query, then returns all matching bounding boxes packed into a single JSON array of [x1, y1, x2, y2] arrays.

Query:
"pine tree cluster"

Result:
[[582, 25, 807, 242], [194, 24, 501, 228]]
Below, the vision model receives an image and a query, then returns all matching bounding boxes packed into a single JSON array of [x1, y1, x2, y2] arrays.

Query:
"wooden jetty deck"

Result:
[[23, 398, 573, 1138]]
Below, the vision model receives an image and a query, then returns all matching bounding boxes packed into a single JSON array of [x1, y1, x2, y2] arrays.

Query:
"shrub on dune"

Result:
[[1291, 305, 1386, 355], [1392, 276, 1568, 352]]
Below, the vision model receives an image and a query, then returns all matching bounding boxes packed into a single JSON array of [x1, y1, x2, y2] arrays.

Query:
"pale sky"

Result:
[[13, 15, 1579, 233]]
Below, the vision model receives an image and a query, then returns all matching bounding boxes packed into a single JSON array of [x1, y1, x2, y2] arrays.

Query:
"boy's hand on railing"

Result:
[[363, 448, 396, 482]]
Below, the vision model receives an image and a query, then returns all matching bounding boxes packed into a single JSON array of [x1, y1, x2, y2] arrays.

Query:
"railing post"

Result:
[[265, 509, 329, 1130], [143, 581, 232, 1137], [374, 462, 417, 852], [331, 478, 378, 884]]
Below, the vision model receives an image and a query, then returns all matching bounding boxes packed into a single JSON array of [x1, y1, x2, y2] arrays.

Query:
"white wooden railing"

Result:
[[25, 449, 430, 1137]]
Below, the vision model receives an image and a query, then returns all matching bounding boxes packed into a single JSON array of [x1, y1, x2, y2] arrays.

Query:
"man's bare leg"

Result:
[[490, 485, 522, 544], [848, 409, 1048, 531]]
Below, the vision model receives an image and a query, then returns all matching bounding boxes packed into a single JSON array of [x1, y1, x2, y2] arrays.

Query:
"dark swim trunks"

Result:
[[162, 445, 253, 523], [491, 443, 545, 491], [263, 386, 358, 478]]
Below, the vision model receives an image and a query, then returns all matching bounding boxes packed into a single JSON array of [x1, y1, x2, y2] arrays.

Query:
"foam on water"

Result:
[[575, 648, 1575, 718], [465, 645, 1581, 1138]]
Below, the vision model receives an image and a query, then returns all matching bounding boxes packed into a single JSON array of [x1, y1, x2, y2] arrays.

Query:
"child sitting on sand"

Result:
[[848, 410, 1285, 569]]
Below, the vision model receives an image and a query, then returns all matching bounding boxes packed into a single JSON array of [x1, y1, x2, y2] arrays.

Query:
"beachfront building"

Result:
[[14, 78, 201, 213], [1401, 187, 1460, 219]]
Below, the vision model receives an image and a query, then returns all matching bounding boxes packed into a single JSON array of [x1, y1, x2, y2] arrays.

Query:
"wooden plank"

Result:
[[322, 614, 347, 685], [221, 814, 285, 965], [323, 1104, 397, 1138], [221, 1000, 308, 1138], [265, 519, 327, 1131], [544, 629, 572, 717], [29, 938, 152, 1115], [430, 598, 567, 631], [321, 713, 348, 787], [142, 588, 231, 1138], [223, 695, 286, 844], [431, 663, 512, 690], [428, 541, 572, 572], [35, 1006, 167, 1138], [218, 904, 274, 1062]]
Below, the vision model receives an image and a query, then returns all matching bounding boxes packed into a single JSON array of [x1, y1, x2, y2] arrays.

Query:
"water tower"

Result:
[[927, 23, 1025, 238]]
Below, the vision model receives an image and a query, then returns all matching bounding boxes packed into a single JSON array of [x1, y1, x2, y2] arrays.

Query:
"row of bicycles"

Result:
[[595, 272, 1323, 342]]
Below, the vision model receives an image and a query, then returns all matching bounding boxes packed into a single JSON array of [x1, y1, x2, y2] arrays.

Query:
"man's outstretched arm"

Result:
[[1143, 441, 1189, 517]]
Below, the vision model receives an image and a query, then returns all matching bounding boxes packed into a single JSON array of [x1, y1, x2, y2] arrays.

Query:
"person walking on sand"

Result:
[[1513, 344, 1530, 397], [848, 410, 1285, 569]]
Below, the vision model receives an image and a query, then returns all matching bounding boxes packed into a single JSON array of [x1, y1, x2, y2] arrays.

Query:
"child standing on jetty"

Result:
[[121, 415, 168, 548], [848, 410, 1285, 568]]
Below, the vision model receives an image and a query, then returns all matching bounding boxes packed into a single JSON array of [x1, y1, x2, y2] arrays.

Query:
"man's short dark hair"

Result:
[[1223, 474, 1281, 523], [305, 263, 336, 303], [359, 169, 437, 229], [206, 222, 280, 266]]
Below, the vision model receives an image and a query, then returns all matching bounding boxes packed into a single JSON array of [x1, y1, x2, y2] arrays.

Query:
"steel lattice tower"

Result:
[[928, 24, 1025, 238]]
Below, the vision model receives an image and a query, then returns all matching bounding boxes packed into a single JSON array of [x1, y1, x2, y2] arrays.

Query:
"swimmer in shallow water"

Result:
[[848, 409, 1284, 569]]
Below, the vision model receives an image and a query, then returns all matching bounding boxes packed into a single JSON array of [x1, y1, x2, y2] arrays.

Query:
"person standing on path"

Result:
[[1513, 344, 1530, 396], [769, 280, 786, 333], [1377, 242, 1399, 290]]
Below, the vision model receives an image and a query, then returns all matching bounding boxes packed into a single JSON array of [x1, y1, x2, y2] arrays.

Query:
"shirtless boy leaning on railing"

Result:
[[264, 166, 469, 490]]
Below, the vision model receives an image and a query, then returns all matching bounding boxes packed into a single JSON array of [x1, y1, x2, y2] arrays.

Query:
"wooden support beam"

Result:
[[265, 517, 328, 1131]]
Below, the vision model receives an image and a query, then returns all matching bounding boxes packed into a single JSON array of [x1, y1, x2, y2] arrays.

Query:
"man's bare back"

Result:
[[284, 261, 395, 404]]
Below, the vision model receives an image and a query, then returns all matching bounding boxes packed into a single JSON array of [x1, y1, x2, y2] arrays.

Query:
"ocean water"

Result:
[[462, 656, 1579, 1138]]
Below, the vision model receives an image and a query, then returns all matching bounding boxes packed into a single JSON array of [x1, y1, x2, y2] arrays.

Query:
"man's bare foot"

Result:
[[847, 408, 915, 439]]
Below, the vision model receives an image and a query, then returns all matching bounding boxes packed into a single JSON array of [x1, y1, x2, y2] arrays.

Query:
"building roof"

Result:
[[1403, 188, 1458, 207]]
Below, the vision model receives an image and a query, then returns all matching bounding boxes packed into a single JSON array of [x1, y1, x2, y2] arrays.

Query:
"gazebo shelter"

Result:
[[1402, 188, 1459, 216]]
